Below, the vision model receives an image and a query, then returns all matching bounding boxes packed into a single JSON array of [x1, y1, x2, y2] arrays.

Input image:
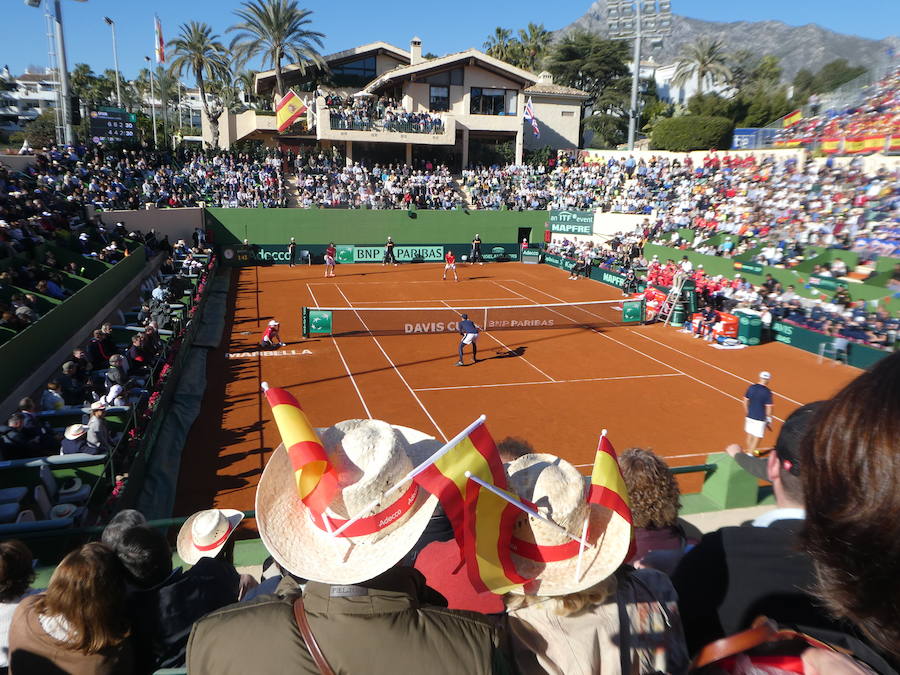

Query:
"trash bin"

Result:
[[670, 304, 686, 327], [737, 311, 763, 345]]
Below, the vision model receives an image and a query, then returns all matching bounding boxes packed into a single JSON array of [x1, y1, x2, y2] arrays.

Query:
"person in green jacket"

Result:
[[187, 419, 513, 675]]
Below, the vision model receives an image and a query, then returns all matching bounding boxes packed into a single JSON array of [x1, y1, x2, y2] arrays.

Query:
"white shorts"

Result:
[[461, 333, 479, 345], [325, 255, 335, 265], [744, 417, 766, 438], [445, 263, 456, 270]]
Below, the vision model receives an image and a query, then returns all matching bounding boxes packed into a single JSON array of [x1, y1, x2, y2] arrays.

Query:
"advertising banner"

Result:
[[351, 245, 444, 263], [307, 310, 333, 334], [733, 260, 764, 275], [544, 253, 575, 271], [335, 245, 355, 263], [548, 210, 594, 235]]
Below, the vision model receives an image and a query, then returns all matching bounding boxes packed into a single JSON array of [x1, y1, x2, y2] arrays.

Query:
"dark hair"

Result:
[[101, 509, 147, 549], [497, 437, 533, 463], [116, 526, 173, 587], [620, 448, 681, 529], [461, 313, 468, 320], [34, 542, 130, 653], [801, 352, 900, 658], [0, 540, 35, 602]]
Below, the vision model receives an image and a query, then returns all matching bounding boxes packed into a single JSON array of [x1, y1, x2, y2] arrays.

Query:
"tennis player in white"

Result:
[[456, 313, 480, 366]]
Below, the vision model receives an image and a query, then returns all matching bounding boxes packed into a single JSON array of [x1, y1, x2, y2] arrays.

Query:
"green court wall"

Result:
[[205, 208, 546, 248]]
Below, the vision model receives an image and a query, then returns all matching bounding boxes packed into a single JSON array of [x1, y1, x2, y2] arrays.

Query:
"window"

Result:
[[561, 111, 574, 117], [470, 87, 509, 115], [331, 56, 376, 87], [429, 85, 449, 112]]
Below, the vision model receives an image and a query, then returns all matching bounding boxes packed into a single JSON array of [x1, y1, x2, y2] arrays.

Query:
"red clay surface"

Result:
[[174, 262, 860, 522]]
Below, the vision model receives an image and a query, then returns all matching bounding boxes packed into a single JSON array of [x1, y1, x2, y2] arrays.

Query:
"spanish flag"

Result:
[[822, 138, 842, 154], [587, 433, 632, 526], [275, 89, 307, 133], [462, 480, 529, 594], [413, 419, 525, 593], [783, 110, 802, 128], [263, 385, 337, 513]]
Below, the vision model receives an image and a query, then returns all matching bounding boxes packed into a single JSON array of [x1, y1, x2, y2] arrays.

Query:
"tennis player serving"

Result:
[[455, 313, 480, 366]]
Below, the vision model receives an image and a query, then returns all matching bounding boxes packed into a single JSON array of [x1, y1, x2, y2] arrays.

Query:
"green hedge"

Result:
[[651, 116, 734, 151]]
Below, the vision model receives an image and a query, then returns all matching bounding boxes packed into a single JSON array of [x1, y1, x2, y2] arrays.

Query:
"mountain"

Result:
[[560, 1, 900, 82]]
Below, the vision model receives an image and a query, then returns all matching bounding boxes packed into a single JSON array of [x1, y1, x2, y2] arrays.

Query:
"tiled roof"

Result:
[[524, 83, 589, 98]]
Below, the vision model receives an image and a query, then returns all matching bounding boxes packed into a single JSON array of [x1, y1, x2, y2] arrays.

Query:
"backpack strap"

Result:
[[293, 597, 336, 675]]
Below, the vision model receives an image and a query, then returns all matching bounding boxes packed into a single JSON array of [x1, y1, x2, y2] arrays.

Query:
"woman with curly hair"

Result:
[[620, 447, 694, 572]]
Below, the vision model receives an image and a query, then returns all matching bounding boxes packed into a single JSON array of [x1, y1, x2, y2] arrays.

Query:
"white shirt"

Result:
[[752, 507, 805, 527]]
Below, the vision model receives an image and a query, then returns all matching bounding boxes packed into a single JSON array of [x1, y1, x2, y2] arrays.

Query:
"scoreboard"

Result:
[[89, 110, 137, 143]]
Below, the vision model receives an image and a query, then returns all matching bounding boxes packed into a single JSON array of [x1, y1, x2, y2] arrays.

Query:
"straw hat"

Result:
[[256, 419, 440, 585], [90, 401, 107, 411], [177, 508, 245, 565], [506, 454, 631, 597], [64, 424, 86, 440]]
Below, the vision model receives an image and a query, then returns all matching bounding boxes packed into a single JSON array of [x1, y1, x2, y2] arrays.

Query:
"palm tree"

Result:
[[228, 0, 325, 99], [671, 38, 732, 97], [517, 23, 551, 72], [483, 27, 514, 62], [235, 70, 259, 108], [168, 21, 231, 147]]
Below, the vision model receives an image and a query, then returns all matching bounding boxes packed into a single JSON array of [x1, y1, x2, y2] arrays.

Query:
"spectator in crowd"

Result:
[[105, 355, 127, 392], [620, 447, 695, 573], [101, 509, 147, 549], [39, 379, 65, 412], [502, 453, 689, 673], [187, 419, 509, 674], [60, 424, 90, 455], [8, 542, 133, 673], [0, 414, 41, 461], [673, 402, 856, 655], [801, 352, 900, 662], [0, 541, 36, 672], [87, 329, 111, 368], [86, 402, 114, 453], [113, 518, 242, 671], [57, 362, 86, 406]]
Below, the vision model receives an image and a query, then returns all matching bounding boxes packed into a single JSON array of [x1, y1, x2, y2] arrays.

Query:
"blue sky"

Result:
[[4, 0, 898, 81]]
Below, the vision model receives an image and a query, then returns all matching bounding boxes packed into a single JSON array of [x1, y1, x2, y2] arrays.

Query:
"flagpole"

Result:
[[327, 415, 488, 538], [465, 472, 589, 547]]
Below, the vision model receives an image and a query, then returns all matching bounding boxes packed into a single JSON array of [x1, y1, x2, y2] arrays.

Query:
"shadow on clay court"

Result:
[[490, 346, 527, 359]]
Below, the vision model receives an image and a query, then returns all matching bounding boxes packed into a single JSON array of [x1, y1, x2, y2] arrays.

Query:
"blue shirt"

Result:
[[745, 384, 772, 421], [458, 319, 479, 335]]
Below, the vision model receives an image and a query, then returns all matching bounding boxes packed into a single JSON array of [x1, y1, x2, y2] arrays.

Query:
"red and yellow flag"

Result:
[[413, 420, 525, 593], [783, 110, 802, 128], [889, 135, 900, 153], [275, 90, 307, 133], [264, 386, 337, 513], [462, 480, 529, 594], [822, 138, 842, 154], [587, 434, 632, 526], [844, 137, 866, 154]]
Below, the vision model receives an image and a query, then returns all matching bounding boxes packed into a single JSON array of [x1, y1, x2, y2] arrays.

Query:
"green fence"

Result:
[[207, 208, 543, 263], [771, 320, 888, 369], [0, 251, 147, 397]]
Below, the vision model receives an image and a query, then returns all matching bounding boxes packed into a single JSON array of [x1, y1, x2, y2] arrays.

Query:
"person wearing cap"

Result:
[[455, 313, 480, 366], [260, 320, 284, 349], [743, 371, 774, 455], [187, 419, 509, 674], [501, 453, 689, 674], [86, 402, 113, 453], [673, 402, 855, 654]]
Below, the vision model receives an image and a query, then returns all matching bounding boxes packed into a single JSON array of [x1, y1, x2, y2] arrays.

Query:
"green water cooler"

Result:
[[737, 311, 763, 345]]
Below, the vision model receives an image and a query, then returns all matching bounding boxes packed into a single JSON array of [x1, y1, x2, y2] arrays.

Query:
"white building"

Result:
[[0, 67, 59, 131]]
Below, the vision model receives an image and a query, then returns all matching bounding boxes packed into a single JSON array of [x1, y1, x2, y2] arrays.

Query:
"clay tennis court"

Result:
[[174, 262, 860, 519]]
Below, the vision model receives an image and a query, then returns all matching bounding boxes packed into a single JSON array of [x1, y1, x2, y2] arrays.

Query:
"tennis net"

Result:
[[302, 299, 639, 337]]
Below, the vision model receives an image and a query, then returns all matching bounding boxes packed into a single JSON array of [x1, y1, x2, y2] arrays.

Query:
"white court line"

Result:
[[505, 278, 786, 424], [334, 285, 448, 441], [308, 280, 481, 286], [350, 297, 521, 305], [414, 372, 683, 392], [439, 300, 556, 382], [306, 283, 373, 419], [630, 331, 805, 406]]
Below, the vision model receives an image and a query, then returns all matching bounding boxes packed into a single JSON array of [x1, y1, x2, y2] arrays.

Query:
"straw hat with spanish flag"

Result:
[[505, 453, 632, 597], [256, 385, 440, 584]]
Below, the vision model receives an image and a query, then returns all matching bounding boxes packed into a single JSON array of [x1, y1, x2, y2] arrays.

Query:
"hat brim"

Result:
[[64, 427, 86, 440], [509, 500, 632, 597], [176, 509, 245, 565], [256, 425, 440, 585]]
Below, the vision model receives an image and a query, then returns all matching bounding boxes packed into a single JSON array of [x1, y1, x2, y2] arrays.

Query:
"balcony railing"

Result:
[[328, 114, 446, 135]]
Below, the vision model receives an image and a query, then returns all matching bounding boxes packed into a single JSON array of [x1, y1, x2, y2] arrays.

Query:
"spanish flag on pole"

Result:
[[263, 384, 337, 514], [275, 90, 307, 133], [783, 110, 802, 128], [587, 432, 632, 526], [413, 418, 526, 593]]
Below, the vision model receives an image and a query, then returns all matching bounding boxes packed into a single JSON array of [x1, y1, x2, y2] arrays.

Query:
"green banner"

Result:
[[521, 248, 541, 263], [336, 245, 355, 263], [544, 253, 575, 271], [733, 260, 764, 275], [808, 275, 848, 291], [549, 210, 594, 235], [771, 320, 888, 369], [591, 267, 626, 288], [622, 300, 644, 323], [308, 310, 333, 334], [351, 245, 444, 263]]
